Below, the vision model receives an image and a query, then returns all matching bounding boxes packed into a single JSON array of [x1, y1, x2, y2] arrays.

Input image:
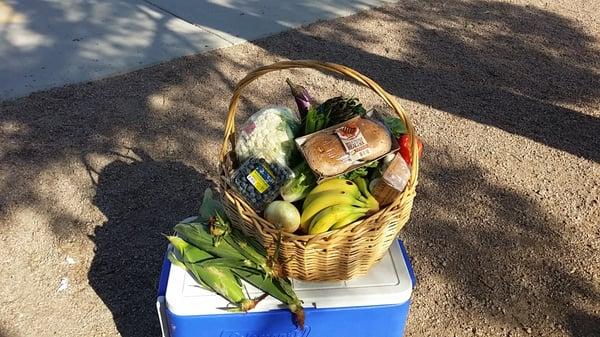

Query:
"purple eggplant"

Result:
[[286, 78, 317, 117]]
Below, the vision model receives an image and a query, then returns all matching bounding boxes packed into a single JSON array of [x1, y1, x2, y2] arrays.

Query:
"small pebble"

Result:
[[58, 277, 69, 292]]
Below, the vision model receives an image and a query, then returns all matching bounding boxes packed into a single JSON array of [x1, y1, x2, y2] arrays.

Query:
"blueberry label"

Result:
[[246, 164, 275, 193]]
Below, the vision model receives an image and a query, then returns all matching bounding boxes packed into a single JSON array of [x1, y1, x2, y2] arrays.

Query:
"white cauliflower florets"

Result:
[[235, 107, 300, 167]]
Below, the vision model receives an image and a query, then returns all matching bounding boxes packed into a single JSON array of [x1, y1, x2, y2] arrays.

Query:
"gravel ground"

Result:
[[1, 1, 599, 336]]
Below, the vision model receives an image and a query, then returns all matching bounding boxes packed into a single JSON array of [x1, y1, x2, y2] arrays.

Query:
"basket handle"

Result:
[[220, 60, 420, 188]]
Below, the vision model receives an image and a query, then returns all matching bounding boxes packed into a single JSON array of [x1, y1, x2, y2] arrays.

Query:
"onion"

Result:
[[264, 201, 301, 233]]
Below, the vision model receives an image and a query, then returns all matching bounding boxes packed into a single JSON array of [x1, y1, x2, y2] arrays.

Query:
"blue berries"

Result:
[[232, 158, 291, 211]]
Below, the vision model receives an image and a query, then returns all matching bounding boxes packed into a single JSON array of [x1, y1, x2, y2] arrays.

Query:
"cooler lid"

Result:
[[165, 239, 412, 316]]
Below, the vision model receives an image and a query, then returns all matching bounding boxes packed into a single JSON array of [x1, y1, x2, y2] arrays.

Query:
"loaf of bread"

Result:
[[302, 133, 352, 176], [300, 118, 392, 177], [355, 118, 392, 160]]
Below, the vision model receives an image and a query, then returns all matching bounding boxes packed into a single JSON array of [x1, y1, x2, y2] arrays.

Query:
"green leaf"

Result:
[[343, 160, 380, 180], [280, 161, 317, 202], [303, 106, 329, 135], [381, 116, 408, 137], [200, 189, 223, 222]]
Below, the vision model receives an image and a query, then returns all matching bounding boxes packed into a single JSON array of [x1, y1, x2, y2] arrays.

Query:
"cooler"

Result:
[[157, 240, 416, 337]]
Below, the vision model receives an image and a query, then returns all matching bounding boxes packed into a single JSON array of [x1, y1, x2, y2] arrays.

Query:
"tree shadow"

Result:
[[0, 50, 231, 238], [1, 0, 386, 100], [567, 312, 600, 337], [87, 148, 212, 337], [251, 0, 600, 162], [402, 145, 600, 336]]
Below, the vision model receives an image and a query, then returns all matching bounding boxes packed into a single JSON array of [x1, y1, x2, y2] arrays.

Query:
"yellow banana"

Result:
[[309, 205, 369, 234], [330, 211, 366, 230], [303, 178, 364, 208], [353, 177, 379, 212], [300, 190, 368, 232]]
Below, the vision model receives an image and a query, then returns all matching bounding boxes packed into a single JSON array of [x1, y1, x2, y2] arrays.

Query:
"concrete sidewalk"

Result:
[[0, 0, 394, 100]]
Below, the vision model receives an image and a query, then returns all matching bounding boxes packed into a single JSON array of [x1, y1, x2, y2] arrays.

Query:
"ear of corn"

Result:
[[165, 188, 304, 327], [201, 258, 304, 329], [167, 238, 260, 311], [184, 260, 257, 312], [167, 251, 188, 271], [167, 236, 213, 263], [174, 222, 249, 261], [225, 229, 277, 276], [231, 229, 267, 257], [176, 219, 279, 278], [192, 189, 281, 278], [234, 266, 304, 329]]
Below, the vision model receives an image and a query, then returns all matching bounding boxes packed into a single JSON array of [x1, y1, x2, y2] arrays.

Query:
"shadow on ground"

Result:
[[246, 1, 600, 334], [403, 146, 600, 335], [87, 148, 212, 337], [252, 0, 600, 162], [0, 52, 230, 238]]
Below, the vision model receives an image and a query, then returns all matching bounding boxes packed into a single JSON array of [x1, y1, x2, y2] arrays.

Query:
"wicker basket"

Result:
[[219, 60, 419, 281]]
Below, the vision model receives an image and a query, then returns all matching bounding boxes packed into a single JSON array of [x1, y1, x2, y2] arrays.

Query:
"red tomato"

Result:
[[398, 135, 423, 167]]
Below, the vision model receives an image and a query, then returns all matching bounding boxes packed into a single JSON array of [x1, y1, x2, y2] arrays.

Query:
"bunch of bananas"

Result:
[[300, 177, 379, 235]]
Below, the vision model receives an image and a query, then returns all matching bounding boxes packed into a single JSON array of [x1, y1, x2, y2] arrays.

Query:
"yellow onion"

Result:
[[264, 201, 301, 233]]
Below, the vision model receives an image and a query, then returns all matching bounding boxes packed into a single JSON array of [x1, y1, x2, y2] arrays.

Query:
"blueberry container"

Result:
[[230, 157, 291, 211]]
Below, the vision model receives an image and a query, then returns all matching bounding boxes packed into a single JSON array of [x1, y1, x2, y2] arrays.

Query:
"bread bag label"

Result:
[[335, 122, 371, 161]]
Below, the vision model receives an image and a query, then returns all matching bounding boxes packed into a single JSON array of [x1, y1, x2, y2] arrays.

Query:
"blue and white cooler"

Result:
[[157, 240, 416, 337]]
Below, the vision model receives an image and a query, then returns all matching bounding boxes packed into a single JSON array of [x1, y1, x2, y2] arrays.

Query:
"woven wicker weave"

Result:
[[219, 60, 419, 281]]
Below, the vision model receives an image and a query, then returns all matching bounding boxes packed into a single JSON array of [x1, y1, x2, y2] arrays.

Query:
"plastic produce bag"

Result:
[[235, 107, 300, 168], [370, 154, 410, 206]]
